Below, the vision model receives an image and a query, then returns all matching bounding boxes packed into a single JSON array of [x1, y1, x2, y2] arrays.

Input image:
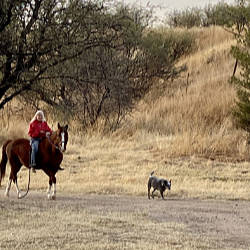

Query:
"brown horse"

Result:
[[0, 123, 68, 199]]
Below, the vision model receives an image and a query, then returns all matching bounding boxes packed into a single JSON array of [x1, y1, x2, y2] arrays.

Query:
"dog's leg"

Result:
[[151, 188, 156, 199], [148, 178, 153, 199], [160, 190, 164, 199], [148, 184, 151, 199]]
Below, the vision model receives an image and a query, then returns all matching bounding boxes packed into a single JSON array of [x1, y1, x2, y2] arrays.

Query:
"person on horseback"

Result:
[[28, 110, 52, 173]]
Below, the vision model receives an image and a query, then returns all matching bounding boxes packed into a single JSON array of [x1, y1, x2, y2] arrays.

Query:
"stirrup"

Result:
[[30, 164, 37, 173]]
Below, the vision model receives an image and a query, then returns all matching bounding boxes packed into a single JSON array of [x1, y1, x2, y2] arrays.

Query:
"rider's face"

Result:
[[36, 113, 43, 122]]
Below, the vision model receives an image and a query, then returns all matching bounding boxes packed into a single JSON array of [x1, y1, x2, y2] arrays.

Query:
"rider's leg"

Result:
[[30, 139, 39, 172]]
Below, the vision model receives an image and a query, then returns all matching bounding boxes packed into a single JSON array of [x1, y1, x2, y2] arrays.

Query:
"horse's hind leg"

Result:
[[5, 178, 12, 197], [6, 173, 21, 198], [5, 178, 21, 198], [6, 157, 22, 198]]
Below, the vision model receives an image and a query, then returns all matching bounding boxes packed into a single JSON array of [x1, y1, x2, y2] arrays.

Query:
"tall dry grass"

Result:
[[122, 26, 248, 159], [1, 26, 250, 201]]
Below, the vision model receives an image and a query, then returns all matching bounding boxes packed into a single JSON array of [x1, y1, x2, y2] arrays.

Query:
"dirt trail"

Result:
[[62, 194, 250, 249], [1, 192, 250, 249]]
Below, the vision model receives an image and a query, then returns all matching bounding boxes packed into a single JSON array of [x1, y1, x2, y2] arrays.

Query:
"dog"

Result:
[[148, 171, 171, 199]]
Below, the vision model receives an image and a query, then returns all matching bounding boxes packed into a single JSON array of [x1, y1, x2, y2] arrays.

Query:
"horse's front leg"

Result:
[[47, 175, 56, 200], [47, 178, 52, 199]]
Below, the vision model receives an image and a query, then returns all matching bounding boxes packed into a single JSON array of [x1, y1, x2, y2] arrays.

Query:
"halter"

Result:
[[47, 131, 65, 152], [46, 123, 68, 153], [46, 135, 59, 150]]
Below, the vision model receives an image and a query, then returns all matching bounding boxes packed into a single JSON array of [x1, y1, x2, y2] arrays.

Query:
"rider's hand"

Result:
[[46, 132, 50, 137]]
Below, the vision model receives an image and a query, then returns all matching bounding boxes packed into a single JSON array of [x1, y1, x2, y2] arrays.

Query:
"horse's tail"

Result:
[[0, 140, 12, 186]]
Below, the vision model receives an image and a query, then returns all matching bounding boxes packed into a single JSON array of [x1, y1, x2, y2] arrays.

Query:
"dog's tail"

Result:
[[148, 171, 154, 199]]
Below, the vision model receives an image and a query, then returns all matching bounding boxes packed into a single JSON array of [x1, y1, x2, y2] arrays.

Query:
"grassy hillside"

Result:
[[121, 26, 247, 160], [0, 26, 243, 159], [1, 26, 250, 200]]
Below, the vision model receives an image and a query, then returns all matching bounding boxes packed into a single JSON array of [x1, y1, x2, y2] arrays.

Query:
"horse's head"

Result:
[[52, 123, 68, 152]]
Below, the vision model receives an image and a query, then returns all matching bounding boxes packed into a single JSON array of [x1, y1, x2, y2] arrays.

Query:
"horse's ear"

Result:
[[58, 123, 61, 129], [65, 125, 68, 131]]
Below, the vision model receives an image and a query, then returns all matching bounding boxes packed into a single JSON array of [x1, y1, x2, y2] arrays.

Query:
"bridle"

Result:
[[47, 131, 66, 153], [61, 131, 66, 152]]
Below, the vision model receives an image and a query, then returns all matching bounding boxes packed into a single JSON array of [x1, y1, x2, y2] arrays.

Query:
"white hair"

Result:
[[30, 110, 46, 124]]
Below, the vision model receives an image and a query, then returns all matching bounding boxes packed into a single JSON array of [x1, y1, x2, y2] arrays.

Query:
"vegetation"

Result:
[[1, 3, 250, 248], [1, 0, 249, 158], [229, 1, 250, 132], [0, 0, 194, 130], [166, 0, 250, 29], [166, 2, 229, 28]]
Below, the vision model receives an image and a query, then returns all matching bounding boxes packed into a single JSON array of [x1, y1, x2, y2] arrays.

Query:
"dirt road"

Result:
[[63, 194, 250, 249], [1, 192, 250, 249]]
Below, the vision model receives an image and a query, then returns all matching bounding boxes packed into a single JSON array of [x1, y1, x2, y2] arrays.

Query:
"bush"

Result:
[[166, 2, 232, 28]]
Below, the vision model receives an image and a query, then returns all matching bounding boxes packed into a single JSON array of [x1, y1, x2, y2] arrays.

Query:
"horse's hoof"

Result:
[[48, 194, 56, 200]]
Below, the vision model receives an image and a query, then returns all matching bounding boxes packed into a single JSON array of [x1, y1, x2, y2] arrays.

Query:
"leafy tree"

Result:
[[230, 0, 250, 131], [203, 3, 231, 26], [231, 31, 250, 131], [222, 0, 250, 76], [166, 7, 203, 28], [165, 1, 249, 29]]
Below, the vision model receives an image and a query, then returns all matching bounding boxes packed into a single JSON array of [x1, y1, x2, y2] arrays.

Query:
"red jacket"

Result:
[[28, 120, 52, 139]]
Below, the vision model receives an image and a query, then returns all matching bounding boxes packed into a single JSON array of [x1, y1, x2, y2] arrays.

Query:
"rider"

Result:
[[28, 110, 52, 173]]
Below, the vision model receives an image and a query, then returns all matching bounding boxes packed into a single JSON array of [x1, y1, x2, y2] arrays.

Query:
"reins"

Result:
[[18, 135, 58, 199], [46, 134, 60, 151], [18, 167, 31, 199], [19, 134, 62, 199]]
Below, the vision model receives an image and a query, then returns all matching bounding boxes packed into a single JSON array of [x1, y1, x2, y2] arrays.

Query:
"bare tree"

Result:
[[0, 0, 107, 110], [1, 1, 192, 130]]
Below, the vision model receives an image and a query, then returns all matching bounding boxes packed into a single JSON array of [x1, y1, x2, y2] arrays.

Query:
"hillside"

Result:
[[122, 26, 247, 161], [0, 26, 245, 161], [1, 26, 250, 201]]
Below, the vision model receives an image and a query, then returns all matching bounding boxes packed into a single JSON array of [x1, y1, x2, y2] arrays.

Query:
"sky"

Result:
[[123, 0, 236, 25]]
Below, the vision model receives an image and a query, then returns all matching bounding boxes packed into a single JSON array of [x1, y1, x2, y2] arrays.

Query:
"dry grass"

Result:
[[0, 131, 248, 201], [1, 26, 250, 201], [123, 26, 247, 159], [1, 26, 250, 250]]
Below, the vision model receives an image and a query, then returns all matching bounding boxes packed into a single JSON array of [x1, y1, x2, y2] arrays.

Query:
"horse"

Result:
[[0, 123, 68, 200]]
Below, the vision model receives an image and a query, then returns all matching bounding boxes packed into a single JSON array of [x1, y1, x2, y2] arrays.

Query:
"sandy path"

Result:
[[1, 191, 250, 249]]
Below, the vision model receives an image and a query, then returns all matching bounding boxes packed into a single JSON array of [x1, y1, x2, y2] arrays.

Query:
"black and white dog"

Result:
[[148, 171, 171, 199]]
